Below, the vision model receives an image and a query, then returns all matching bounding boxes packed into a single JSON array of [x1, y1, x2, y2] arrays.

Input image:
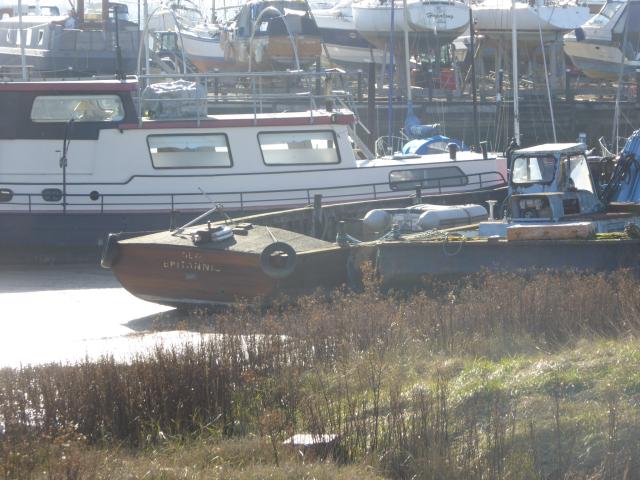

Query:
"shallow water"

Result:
[[0, 264, 211, 368]]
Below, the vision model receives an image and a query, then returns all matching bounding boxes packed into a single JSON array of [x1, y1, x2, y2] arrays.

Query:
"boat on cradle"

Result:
[[351, 0, 470, 52], [102, 138, 640, 308], [472, 0, 591, 44], [146, 2, 226, 73], [0, 74, 507, 250], [0, 3, 139, 77], [219, 0, 322, 71], [564, 0, 640, 80], [310, 0, 386, 67]]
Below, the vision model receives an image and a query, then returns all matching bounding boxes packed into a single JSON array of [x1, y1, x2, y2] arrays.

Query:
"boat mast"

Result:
[[402, 0, 411, 106], [511, 0, 520, 145], [612, 2, 631, 152], [143, 0, 149, 77], [17, 0, 27, 80], [469, 7, 479, 147], [387, 0, 396, 152]]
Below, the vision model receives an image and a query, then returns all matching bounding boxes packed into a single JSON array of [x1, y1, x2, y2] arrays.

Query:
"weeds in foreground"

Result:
[[2, 270, 640, 479]]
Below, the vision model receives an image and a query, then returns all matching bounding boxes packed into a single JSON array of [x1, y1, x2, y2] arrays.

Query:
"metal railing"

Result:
[[134, 69, 367, 129], [2, 170, 507, 213]]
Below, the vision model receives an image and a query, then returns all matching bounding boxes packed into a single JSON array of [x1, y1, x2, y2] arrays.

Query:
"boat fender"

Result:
[[100, 233, 121, 269], [260, 242, 297, 279], [330, 113, 338, 123], [363, 209, 392, 232]]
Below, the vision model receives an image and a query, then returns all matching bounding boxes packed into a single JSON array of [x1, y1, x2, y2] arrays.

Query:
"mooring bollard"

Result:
[[313, 194, 323, 238], [480, 141, 488, 160]]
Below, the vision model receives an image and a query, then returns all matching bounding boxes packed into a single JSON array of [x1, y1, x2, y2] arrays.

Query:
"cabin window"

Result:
[[590, 1, 623, 25], [31, 95, 125, 122], [389, 166, 468, 191], [259, 131, 340, 165], [567, 155, 594, 193], [511, 155, 556, 184], [147, 134, 232, 169]]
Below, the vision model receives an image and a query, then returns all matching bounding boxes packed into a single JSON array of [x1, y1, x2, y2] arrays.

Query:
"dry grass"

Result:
[[2, 270, 640, 479]]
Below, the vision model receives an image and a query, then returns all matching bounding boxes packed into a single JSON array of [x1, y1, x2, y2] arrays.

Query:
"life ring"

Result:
[[260, 242, 297, 279]]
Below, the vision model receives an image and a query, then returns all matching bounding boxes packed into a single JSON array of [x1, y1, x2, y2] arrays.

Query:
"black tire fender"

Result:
[[260, 242, 297, 279]]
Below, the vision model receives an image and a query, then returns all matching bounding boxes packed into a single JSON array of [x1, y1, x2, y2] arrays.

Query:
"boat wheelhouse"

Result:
[[0, 76, 506, 249], [0, 10, 139, 77]]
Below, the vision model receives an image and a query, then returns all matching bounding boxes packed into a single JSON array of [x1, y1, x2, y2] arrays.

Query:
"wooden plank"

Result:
[[506, 222, 596, 241]]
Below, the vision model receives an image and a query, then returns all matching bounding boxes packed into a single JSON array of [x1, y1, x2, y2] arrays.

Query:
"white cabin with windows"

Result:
[[0, 78, 506, 248]]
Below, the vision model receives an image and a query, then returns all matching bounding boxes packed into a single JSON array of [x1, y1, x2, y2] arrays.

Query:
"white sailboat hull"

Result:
[[352, 0, 470, 49], [313, 3, 386, 65], [179, 32, 226, 71], [473, 2, 591, 42], [564, 37, 638, 79]]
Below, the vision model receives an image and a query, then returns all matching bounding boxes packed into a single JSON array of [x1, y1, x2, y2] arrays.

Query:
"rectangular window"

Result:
[[31, 95, 125, 122], [259, 131, 340, 166], [567, 155, 594, 193], [389, 166, 468, 191], [147, 134, 232, 169], [511, 155, 556, 184]]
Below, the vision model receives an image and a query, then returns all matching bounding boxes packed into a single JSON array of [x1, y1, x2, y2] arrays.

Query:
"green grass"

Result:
[[2, 271, 640, 479]]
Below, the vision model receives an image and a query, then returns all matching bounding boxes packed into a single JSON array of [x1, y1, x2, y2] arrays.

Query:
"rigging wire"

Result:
[[536, 16, 557, 142]]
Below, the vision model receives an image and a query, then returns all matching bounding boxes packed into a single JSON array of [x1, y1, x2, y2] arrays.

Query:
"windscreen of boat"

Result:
[[613, 1, 640, 35], [566, 154, 594, 193], [31, 95, 124, 122], [511, 155, 556, 185], [589, 1, 624, 26]]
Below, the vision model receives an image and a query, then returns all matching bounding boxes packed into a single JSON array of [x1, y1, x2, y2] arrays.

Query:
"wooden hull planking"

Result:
[[110, 226, 350, 307]]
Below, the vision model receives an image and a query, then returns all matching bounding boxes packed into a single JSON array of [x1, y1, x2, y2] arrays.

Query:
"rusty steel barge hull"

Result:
[[374, 238, 640, 286]]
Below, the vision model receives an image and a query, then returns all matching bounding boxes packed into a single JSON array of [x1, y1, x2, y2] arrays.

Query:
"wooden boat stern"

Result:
[[104, 224, 351, 307]]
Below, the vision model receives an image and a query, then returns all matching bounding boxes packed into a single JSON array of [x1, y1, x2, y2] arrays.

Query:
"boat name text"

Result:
[[162, 251, 221, 272]]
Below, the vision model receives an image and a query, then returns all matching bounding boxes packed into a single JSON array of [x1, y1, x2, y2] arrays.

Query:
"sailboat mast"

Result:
[[511, 0, 520, 145], [387, 0, 396, 150], [403, 0, 411, 104], [17, 0, 27, 80]]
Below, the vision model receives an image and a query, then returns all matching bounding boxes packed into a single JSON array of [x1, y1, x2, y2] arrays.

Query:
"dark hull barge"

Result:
[[374, 235, 640, 287]]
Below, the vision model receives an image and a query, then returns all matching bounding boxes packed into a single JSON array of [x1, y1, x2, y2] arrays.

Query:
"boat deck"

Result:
[[121, 225, 336, 254]]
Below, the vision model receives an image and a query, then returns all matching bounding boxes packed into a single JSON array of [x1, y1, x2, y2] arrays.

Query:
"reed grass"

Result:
[[2, 270, 640, 479]]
